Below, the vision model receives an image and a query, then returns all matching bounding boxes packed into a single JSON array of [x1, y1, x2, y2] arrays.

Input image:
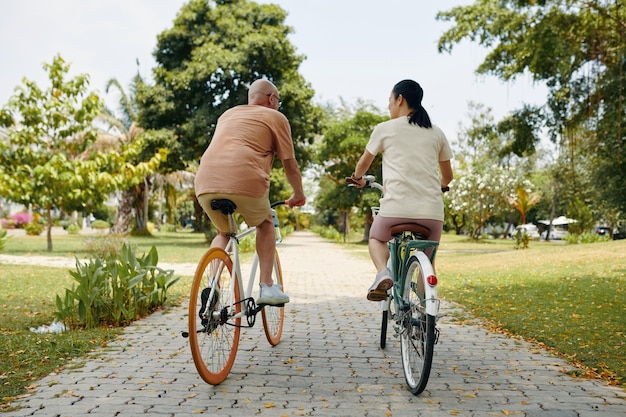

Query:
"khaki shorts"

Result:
[[197, 192, 271, 233]]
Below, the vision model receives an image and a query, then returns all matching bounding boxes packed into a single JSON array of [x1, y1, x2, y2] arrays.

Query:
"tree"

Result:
[[507, 183, 541, 225], [437, 0, 626, 225], [451, 101, 540, 237], [314, 106, 387, 240], [137, 0, 324, 173], [102, 75, 145, 235], [0, 55, 166, 251], [448, 166, 519, 239]]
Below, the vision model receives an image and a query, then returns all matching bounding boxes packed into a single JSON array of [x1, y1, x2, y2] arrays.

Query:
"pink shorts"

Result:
[[370, 216, 443, 243]]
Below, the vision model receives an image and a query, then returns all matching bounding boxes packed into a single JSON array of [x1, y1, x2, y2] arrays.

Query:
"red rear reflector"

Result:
[[427, 275, 437, 286]]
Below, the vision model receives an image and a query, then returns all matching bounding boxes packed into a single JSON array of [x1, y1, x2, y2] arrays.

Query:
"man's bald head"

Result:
[[248, 79, 280, 109]]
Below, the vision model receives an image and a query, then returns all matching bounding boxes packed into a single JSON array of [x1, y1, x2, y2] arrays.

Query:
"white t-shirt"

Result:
[[365, 117, 453, 221]]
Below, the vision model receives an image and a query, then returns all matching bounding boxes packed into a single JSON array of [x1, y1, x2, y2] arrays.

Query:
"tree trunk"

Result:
[[110, 188, 135, 235], [46, 205, 53, 252], [363, 210, 373, 242], [132, 177, 151, 235]]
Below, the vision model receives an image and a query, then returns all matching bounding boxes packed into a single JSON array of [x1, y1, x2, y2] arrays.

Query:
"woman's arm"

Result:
[[439, 160, 453, 188], [353, 150, 375, 179]]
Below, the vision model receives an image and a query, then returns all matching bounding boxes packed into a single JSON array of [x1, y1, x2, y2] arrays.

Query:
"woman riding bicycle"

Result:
[[348, 79, 454, 302]]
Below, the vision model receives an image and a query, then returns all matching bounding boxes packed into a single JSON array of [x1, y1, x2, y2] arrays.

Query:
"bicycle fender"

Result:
[[413, 251, 439, 316]]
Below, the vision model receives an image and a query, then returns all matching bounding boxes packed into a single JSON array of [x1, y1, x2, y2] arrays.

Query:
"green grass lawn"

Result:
[[1, 230, 624, 409], [2, 230, 211, 263], [438, 236, 626, 386]]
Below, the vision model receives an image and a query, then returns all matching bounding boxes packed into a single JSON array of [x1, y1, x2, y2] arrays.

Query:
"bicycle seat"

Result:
[[390, 223, 431, 240], [210, 199, 237, 215]]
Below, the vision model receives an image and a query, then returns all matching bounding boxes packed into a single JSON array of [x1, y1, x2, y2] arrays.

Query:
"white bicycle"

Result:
[[182, 199, 287, 384]]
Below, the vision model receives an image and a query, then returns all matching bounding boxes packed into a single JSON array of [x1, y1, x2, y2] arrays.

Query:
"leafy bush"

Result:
[[0, 228, 8, 252], [311, 224, 343, 242], [566, 232, 611, 244], [67, 223, 81, 234], [161, 223, 177, 232], [83, 235, 129, 258], [24, 221, 45, 236], [10, 213, 30, 228], [55, 244, 180, 329], [513, 229, 531, 249], [1, 218, 15, 229], [91, 219, 110, 230]]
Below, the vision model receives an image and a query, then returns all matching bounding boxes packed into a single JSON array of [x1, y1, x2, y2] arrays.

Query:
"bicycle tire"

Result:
[[380, 308, 388, 349], [380, 294, 392, 349], [188, 248, 241, 385], [261, 249, 285, 346], [400, 255, 435, 395]]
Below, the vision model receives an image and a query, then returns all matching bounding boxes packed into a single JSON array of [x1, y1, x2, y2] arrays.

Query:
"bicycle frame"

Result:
[[388, 237, 440, 317], [209, 207, 282, 323]]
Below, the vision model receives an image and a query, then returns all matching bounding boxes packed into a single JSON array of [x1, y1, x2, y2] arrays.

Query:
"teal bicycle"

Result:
[[349, 175, 441, 395]]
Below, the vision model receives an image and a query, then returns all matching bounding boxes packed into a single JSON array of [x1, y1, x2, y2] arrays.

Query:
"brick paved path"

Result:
[[5, 232, 625, 416]]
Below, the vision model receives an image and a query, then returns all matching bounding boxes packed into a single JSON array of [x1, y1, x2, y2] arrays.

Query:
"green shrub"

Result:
[[0, 228, 8, 252], [566, 232, 611, 244], [24, 221, 45, 236], [161, 223, 177, 232], [513, 229, 531, 249], [83, 235, 129, 258], [311, 224, 343, 243], [67, 223, 81, 234], [55, 244, 180, 329], [91, 219, 110, 230]]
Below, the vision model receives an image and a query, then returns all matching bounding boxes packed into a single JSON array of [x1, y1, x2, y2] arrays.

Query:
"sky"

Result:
[[0, 0, 549, 141]]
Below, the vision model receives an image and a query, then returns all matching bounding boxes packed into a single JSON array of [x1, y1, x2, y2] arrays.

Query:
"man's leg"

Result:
[[211, 232, 229, 250], [255, 218, 276, 287]]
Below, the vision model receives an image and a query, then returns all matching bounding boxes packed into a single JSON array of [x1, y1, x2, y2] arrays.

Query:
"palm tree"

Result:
[[508, 186, 540, 225], [152, 169, 196, 230], [102, 75, 149, 235]]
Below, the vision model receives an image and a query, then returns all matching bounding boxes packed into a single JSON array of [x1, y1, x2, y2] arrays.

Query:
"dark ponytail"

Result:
[[392, 79, 432, 128]]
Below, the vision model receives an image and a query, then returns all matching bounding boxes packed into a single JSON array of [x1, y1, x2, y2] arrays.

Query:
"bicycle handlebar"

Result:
[[271, 200, 306, 208], [345, 175, 449, 193]]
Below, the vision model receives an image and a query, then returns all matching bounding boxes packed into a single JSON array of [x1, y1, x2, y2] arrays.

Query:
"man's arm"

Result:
[[282, 158, 306, 206]]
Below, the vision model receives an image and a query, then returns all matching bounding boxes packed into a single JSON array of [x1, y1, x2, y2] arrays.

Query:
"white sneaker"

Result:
[[257, 283, 290, 305], [367, 269, 393, 301]]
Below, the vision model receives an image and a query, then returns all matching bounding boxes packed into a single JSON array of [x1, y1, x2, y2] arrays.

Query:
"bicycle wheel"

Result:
[[261, 249, 285, 346], [400, 255, 435, 395], [188, 248, 241, 385]]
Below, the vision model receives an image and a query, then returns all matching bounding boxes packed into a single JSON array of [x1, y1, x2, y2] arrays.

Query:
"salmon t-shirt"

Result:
[[194, 105, 295, 198]]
